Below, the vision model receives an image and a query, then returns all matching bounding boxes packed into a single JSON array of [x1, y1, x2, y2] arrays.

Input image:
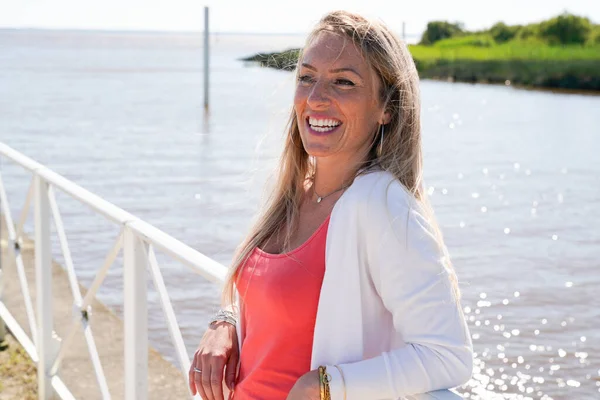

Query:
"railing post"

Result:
[[0, 268, 6, 342], [123, 227, 148, 400], [35, 175, 53, 399], [0, 206, 5, 343]]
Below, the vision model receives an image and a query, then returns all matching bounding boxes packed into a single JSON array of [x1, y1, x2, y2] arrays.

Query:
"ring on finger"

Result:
[[194, 367, 202, 373]]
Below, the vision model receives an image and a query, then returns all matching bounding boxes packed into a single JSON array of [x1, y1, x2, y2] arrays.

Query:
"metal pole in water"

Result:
[[204, 6, 210, 110]]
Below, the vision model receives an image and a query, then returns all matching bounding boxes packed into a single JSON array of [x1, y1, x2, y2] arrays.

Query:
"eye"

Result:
[[298, 75, 314, 85], [335, 78, 355, 87]]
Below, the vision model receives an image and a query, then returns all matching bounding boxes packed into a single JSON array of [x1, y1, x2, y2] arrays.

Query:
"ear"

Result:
[[379, 109, 392, 125]]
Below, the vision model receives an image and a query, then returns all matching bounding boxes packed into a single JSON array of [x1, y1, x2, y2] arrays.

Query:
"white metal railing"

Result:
[[0, 142, 464, 400], [0, 142, 227, 400]]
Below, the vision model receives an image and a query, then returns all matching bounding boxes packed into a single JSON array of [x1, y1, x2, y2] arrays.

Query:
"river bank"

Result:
[[241, 45, 600, 92]]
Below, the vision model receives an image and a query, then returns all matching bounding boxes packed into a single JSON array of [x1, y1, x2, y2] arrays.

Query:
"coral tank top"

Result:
[[232, 216, 329, 400]]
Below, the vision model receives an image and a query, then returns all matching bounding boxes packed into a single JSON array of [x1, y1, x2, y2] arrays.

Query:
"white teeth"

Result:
[[309, 117, 340, 127], [312, 126, 335, 133]]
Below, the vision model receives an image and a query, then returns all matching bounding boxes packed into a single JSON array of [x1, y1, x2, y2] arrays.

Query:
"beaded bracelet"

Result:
[[208, 309, 237, 327]]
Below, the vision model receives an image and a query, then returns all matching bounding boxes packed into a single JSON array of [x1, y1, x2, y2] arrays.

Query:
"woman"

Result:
[[189, 10, 473, 400]]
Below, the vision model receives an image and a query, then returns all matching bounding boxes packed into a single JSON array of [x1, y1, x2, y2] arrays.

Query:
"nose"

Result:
[[307, 79, 330, 109]]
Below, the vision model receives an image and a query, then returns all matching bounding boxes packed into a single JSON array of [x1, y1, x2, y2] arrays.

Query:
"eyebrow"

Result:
[[301, 63, 363, 79]]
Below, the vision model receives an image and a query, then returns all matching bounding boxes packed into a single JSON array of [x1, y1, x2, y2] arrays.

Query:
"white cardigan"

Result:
[[234, 170, 473, 400]]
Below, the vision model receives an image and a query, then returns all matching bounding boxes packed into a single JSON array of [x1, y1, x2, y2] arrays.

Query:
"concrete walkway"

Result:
[[1, 221, 191, 399]]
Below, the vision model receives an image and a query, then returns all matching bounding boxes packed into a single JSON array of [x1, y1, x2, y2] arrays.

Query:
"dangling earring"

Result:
[[378, 124, 385, 155]]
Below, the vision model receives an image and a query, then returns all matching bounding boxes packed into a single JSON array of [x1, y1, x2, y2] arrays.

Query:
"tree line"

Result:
[[420, 12, 600, 46]]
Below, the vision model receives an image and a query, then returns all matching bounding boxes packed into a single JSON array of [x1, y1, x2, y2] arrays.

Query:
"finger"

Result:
[[189, 353, 198, 395], [189, 368, 196, 396], [225, 350, 239, 391], [195, 361, 209, 400], [201, 363, 214, 400], [210, 358, 225, 400]]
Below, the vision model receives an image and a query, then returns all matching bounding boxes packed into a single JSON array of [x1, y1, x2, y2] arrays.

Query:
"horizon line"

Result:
[[0, 26, 420, 38]]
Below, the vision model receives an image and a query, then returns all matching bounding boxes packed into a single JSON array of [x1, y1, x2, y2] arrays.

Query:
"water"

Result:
[[1, 29, 599, 399]]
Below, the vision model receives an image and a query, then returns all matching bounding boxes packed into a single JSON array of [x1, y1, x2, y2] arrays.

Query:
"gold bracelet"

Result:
[[319, 366, 332, 400], [319, 366, 324, 400], [333, 365, 347, 400]]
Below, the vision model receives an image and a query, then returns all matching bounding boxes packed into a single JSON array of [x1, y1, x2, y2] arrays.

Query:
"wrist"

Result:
[[208, 309, 238, 327], [328, 365, 346, 400], [209, 320, 235, 329]]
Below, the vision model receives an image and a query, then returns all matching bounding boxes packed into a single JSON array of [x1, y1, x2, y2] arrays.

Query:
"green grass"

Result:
[[408, 40, 600, 90], [433, 34, 496, 48], [410, 41, 600, 62], [241, 38, 600, 91], [0, 334, 37, 400]]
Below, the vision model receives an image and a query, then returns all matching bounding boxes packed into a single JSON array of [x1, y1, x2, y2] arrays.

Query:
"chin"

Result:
[[300, 136, 338, 158], [305, 148, 333, 158]]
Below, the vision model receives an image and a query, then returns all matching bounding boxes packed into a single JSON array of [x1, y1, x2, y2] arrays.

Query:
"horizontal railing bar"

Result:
[[129, 220, 226, 283], [1, 143, 228, 282], [0, 143, 136, 225], [0, 142, 47, 174], [36, 166, 135, 226]]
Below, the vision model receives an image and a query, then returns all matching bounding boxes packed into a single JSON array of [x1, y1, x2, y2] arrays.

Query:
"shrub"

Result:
[[490, 22, 519, 43], [539, 13, 592, 45], [516, 24, 541, 41], [587, 25, 600, 45], [420, 21, 464, 45]]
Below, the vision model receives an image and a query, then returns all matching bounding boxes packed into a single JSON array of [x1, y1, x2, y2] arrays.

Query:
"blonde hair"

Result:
[[222, 10, 460, 306]]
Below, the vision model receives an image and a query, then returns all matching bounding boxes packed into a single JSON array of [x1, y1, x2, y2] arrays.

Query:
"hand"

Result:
[[189, 321, 239, 400], [286, 369, 320, 400]]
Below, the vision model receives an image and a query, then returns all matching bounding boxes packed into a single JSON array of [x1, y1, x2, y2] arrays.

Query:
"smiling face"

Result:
[[294, 31, 390, 165]]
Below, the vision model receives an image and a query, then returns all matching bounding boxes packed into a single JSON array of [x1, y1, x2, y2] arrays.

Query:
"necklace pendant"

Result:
[[317, 196, 323, 203]]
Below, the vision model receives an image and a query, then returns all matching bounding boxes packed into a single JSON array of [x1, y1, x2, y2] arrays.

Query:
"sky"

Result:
[[1, 0, 599, 36]]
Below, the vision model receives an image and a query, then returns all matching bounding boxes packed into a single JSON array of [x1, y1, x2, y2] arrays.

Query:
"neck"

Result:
[[312, 151, 366, 197]]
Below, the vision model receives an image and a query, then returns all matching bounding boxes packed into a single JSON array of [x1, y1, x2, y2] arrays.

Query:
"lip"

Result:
[[305, 115, 343, 136]]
